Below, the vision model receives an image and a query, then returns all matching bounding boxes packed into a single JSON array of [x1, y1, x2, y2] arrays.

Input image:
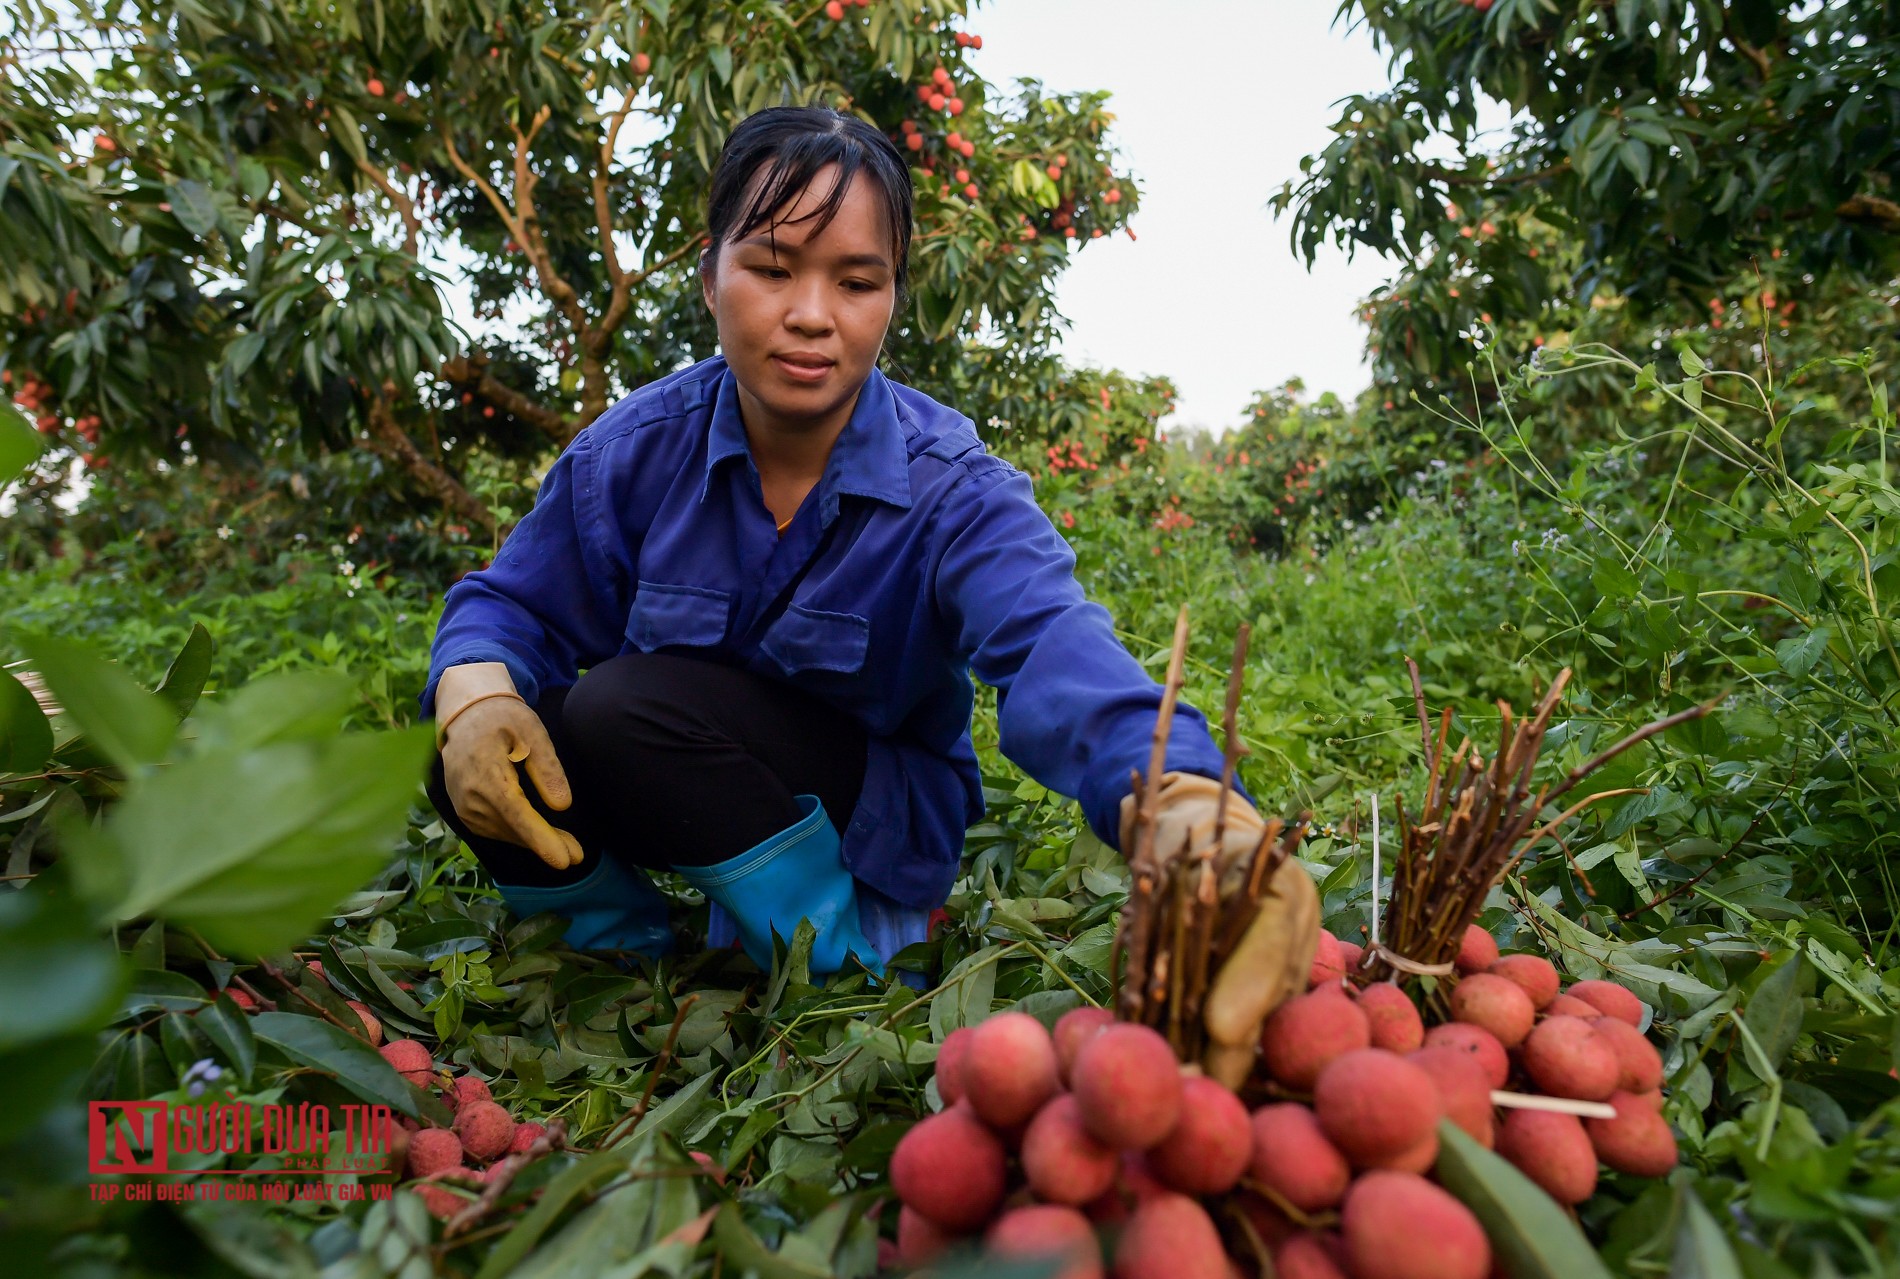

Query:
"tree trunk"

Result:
[[363, 386, 496, 532]]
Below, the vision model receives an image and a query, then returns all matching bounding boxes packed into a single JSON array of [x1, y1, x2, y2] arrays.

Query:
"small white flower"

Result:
[[216, 526, 232, 540], [1512, 540, 1524, 555], [338, 560, 356, 576]]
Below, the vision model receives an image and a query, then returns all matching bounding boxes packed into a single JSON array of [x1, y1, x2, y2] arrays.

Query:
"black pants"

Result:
[[426, 652, 869, 888]]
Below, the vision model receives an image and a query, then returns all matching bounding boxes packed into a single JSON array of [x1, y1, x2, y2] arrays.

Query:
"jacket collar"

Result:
[[702, 360, 914, 525]]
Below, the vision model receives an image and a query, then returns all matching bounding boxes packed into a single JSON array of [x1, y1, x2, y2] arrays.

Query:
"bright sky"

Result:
[[969, 0, 1402, 434]]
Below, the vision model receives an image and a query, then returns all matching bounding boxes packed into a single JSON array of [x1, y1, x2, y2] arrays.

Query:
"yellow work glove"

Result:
[[1117, 770, 1320, 1087], [435, 662, 584, 872], [1117, 770, 1268, 889]]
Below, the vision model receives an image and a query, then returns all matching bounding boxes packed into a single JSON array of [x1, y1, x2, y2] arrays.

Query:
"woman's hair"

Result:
[[703, 106, 915, 305]]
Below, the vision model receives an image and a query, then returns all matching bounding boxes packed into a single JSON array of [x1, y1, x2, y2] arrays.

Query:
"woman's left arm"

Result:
[[928, 457, 1250, 852]]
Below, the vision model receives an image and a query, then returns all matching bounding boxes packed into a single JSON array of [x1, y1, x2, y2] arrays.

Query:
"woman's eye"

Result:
[[751, 266, 788, 279]]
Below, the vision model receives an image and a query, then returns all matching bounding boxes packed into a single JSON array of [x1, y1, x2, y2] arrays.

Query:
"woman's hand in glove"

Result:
[[1117, 769, 1269, 890], [435, 662, 584, 872], [1117, 770, 1321, 1088]]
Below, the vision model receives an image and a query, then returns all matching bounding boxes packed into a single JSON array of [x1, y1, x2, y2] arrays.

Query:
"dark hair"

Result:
[[703, 106, 915, 306]]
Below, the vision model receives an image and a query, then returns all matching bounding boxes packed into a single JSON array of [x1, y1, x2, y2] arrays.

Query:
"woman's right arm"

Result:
[[423, 431, 627, 718]]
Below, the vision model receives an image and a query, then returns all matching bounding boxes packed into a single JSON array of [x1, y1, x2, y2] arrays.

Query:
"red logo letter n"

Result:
[[89, 1101, 169, 1175]]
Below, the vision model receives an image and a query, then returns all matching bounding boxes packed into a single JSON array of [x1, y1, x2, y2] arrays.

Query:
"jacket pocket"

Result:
[[761, 603, 871, 675], [626, 581, 732, 652]]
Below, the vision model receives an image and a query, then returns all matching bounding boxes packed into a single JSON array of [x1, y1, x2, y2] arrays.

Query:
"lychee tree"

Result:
[[1277, 0, 1900, 402], [0, 0, 1141, 530]]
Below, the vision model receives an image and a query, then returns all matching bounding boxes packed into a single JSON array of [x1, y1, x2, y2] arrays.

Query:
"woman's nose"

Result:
[[783, 274, 835, 333]]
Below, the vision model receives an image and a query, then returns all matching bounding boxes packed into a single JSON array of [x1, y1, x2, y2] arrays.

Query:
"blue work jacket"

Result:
[[422, 354, 1248, 910]]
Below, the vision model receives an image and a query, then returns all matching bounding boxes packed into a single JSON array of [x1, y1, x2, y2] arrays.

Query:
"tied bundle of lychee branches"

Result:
[[1363, 658, 1719, 982], [1114, 607, 1310, 1065]]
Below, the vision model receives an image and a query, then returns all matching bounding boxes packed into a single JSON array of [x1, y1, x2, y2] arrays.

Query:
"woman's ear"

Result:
[[699, 247, 717, 317]]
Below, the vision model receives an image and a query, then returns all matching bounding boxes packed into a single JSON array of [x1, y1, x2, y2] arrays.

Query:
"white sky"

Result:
[[970, 0, 1403, 434]]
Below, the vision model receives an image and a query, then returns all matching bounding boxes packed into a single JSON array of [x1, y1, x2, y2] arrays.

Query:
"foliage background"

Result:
[[4, 0, 1899, 1275]]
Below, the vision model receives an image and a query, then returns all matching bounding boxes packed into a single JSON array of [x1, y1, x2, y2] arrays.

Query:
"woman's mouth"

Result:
[[772, 355, 835, 384]]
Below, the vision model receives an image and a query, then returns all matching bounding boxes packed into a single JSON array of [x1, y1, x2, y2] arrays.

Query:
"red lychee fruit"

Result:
[[1072, 1023, 1183, 1151], [1247, 1104, 1350, 1212], [1341, 1171, 1490, 1279], [414, 1182, 470, 1219], [1337, 939, 1365, 976], [1357, 983, 1424, 1054], [1568, 979, 1646, 1027], [898, 1204, 962, 1266], [1114, 1192, 1226, 1278], [406, 1128, 464, 1178], [1276, 1233, 1351, 1279], [632, 52, 651, 75], [344, 1001, 383, 1046], [936, 1025, 975, 1105], [1308, 928, 1346, 987], [454, 1100, 514, 1163], [1488, 954, 1560, 1010], [445, 1074, 492, 1112], [985, 1205, 1102, 1279], [1450, 972, 1536, 1048], [1146, 1075, 1251, 1196], [1546, 993, 1601, 1020], [824, 0, 845, 18], [1454, 925, 1499, 975], [509, 1122, 545, 1154], [1261, 986, 1371, 1090], [1023, 1094, 1119, 1206], [963, 1011, 1059, 1128], [1520, 1015, 1620, 1101], [1422, 1022, 1510, 1090], [1592, 1016, 1665, 1094], [1406, 1046, 1496, 1147], [1585, 1091, 1679, 1177], [380, 1039, 434, 1087], [891, 1103, 1008, 1231], [1496, 1108, 1597, 1205], [1314, 1050, 1442, 1169]]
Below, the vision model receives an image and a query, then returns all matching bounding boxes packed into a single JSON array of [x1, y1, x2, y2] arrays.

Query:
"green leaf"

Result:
[[0, 888, 125, 1070], [154, 624, 216, 720], [1744, 952, 1806, 1069], [1671, 1183, 1747, 1279], [1591, 555, 1642, 600], [1774, 626, 1831, 677], [11, 633, 177, 771], [194, 994, 258, 1086], [0, 396, 46, 487], [930, 945, 1002, 1039], [74, 723, 431, 954], [251, 1011, 447, 1123], [473, 1136, 655, 1279], [0, 669, 53, 773], [1434, 1121, 1617, 1279], [166, 180, 220, 237]]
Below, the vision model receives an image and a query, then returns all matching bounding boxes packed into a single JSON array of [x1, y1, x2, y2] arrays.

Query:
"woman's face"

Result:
[[701, 163, 898, 441]]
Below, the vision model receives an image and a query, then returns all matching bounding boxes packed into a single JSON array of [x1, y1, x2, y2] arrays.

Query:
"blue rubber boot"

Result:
[[493, 855, 675, 959], [675, 794, 882, 976]]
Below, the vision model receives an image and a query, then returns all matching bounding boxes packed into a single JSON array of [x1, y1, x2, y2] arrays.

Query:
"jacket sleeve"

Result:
[[421, 432, 627, 716], [929, 457, 1252, 852]]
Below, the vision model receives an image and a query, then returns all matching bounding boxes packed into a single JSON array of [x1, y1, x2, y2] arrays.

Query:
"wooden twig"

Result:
[[598, 994, 699, 1150]]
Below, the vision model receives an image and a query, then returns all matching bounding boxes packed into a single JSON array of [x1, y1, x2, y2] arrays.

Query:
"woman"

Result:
[[423, 105, 1263, 977]]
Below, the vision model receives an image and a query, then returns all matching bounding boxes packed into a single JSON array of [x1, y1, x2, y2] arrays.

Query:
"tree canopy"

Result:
[[1277, 0, 1899, 391], [2, 0, 1144, 528]]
